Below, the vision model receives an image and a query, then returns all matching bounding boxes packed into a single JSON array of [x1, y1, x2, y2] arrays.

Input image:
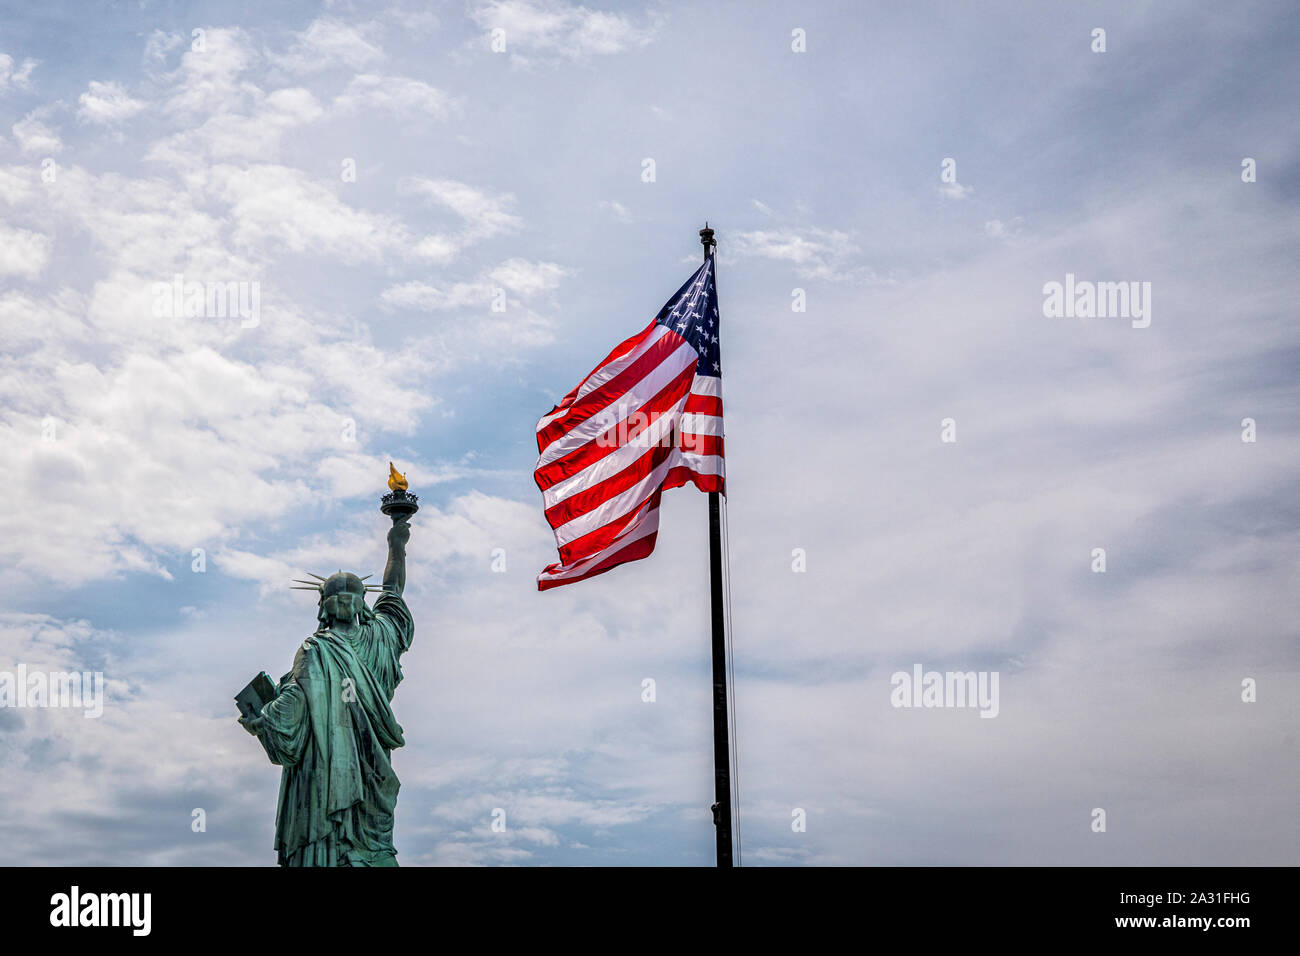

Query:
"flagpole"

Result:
[[700, 224, 734, 868]]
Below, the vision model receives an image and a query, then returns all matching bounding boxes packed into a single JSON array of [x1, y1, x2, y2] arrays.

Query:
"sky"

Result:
[[1, 0, 1297, 866]]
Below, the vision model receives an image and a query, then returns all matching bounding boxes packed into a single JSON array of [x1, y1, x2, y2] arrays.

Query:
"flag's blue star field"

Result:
[[655, 258, 721, 375]]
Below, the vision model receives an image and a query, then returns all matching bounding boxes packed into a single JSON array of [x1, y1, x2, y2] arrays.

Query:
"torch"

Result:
[[381, 462, 419, 520]]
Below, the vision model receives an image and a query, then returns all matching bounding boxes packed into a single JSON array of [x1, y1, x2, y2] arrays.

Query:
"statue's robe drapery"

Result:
[[256, 592, 414, 867]]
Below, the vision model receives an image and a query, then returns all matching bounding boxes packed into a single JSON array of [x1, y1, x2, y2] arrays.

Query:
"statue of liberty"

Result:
[[238, 473, 415, 867]]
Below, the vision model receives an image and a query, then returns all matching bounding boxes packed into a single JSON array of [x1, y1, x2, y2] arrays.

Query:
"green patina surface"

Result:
[[240, 517, 413, 867]]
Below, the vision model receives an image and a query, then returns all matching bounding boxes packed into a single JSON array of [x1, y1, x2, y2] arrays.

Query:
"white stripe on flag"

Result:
[[680, 412, 724, 436], [539, 499, 661, 582], [542, 393, 690, 509], [552, 455, 675, 547], [535, 341, 699, 468]]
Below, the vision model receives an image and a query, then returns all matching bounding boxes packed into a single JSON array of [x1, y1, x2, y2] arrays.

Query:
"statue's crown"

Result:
[[322, 571, 366, 598], [290, 571, 384, 596]]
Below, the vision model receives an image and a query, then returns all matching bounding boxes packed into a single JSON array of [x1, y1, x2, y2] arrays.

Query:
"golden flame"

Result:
[[388, 461, 408, 492]]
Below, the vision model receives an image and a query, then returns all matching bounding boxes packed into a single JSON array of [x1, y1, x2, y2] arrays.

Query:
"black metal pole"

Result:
[[700, 224, 733, 868]]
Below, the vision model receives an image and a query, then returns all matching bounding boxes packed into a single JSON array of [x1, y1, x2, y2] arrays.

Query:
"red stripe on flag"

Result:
[[678, 434, 724, 457], [536, 327, 681, 451], [534, 360, 697, 491], [535, 322, 658, 446], [662, 465, 725, 495], [554, 483, 664, 566], [683, 393, 722, 416], [537, 531, 659, 591], [544, 443, 672, 530]]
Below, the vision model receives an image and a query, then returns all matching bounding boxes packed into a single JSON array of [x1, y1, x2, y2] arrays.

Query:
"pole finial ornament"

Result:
[[699, 223, 716, 254]]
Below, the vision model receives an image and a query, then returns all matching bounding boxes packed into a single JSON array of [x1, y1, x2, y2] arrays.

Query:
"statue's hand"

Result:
[[238, 714, 265, 736], [388, 517, 411, 549]]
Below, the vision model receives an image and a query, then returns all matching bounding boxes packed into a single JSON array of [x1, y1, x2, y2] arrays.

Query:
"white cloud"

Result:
[[147, 83, 324, 168], [730, 227, 865, 281], [381, 280, 487, 311], [0, 164, 34, 204], [0, 223, 51, 277], [273, 18, 385, 74], [210, 163, 407, 261], [0, 612, 274, 865], [77, 81, 147, 124], [0, 289, 87, 346], [490, 258, 568, 296], [412, 235, 460, 263], [334, 73, 453, 118], [142, 29, 185, 69], [0, 53, 37, 93], [382, 258, 567, 312], [404, 177, 522, 241], [598, 199, 631, 222], [0, 137, 485, 588], [469, 0, 655, 61], [12, 109, 61, 154], [984, 216, 1025, 241], [379, 268, 559, 352], [162, 28, 259, 117], [939, 181, 974, 200]]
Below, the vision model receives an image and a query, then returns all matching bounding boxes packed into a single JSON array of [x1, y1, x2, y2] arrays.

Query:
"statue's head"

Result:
[[320, 572, 367, 626], [291, 570, 381, 629]]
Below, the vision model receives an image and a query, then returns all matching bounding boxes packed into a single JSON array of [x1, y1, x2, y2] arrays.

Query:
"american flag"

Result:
[[534, 257, 725, 590]]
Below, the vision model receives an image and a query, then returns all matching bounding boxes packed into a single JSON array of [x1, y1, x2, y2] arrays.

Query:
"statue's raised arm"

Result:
[[383, 515, 409, 597]]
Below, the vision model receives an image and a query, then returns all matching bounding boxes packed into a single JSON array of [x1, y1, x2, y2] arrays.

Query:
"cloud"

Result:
[[0, 141, 549, 592], [210, 163, 408, 261], [142, 29, 185, 69], [146, 86, 324, 167], [0, 146, 513, 590], [489, 258, 568, 296], [381, 280, 487, 311], [0, 223, 51, 277], [273, 18, 385, 73], [984, 217, 1025, 241], [381, 258, 566, 309], [136, 28, 330, 168], [730, 227, 866, 281], [11, 108, 61, 154], [77, 81, 147, 124], [333, 74, 453, 118], [468, 0, 656, 62], [160, 27, 259, 118], [0, 16, 560, 588], [412, 235, 460, 263], [0, 53, 37, 93], [403, 177, 523, 240], [0, 612, 275, 865], [598, 199, 631, 222], [379, 258, 567, 353], [0, 165, 34, 204]]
